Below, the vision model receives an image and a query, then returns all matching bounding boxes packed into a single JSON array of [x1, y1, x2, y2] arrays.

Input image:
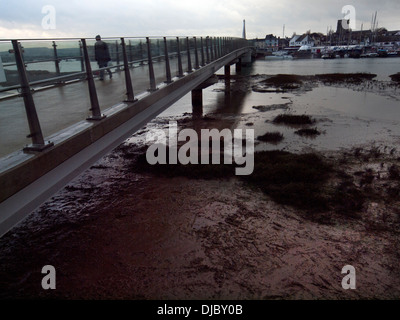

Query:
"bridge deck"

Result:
[[1, 57, 186, 157], [0, 46, 251, 237]]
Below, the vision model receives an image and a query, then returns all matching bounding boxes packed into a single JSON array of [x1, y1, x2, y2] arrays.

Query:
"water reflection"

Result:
[[169, 62, 400, 154]]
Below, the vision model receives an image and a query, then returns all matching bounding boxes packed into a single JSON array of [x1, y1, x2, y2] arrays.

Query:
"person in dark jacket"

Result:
[[94, 35, 112, 80]]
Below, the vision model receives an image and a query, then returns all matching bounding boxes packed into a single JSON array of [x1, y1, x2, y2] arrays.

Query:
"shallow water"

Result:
[[251, 58, 400, 81], [142, 62, 400, 154]]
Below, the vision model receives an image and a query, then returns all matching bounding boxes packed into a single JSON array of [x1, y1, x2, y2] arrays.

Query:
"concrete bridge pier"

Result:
[[240, 51, 252, 67], [224, 64, 231, 78], [235, 58, 242, 72], [191, 63, 233, 115], [224, 64, 231, 95], [191, 75, 219, 117], [191, 88, 203, 117]]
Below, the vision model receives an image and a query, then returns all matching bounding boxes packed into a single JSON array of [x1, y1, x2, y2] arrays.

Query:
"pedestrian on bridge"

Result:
[[94, 35, 112, 80]]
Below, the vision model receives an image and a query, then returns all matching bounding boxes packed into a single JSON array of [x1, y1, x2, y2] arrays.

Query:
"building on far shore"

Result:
[[252, 34, 289, 52], [251, 19, 400, 53], [289, 34, 314, 47]]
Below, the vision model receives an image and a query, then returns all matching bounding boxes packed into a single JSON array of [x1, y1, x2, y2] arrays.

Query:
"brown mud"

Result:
[[0, 73, 400, 300]]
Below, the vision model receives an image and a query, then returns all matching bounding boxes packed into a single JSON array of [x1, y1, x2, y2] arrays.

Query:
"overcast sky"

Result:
[[0, 0, 399, 40]]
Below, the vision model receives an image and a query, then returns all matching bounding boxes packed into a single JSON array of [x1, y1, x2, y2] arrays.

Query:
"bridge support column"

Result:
[[224, 65, 231, 78], [235, 58, 242, 72], [191, 88, 203, 117], [224, 65, 231, 94], [192, 88, 202, 107], [241, 51, 252, 67]]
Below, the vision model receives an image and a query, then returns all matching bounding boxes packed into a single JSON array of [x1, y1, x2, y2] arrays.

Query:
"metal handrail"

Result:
[[0, 49, 216, 93], [0, 36, 249, 152]]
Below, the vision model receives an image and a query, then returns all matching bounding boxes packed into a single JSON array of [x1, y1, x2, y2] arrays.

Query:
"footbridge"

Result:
[[0, 36, 253, 237]]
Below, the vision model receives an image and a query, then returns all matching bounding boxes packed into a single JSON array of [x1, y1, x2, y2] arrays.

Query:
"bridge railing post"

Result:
[[200, 37, 205, 66], [210, 37, 214, 61], [193, 37, 200, 69], [176, 37, 184, 77], [146, 37, 158, 91], [11, 40, 54, 152], [214, 37, 218, 58], [163, 37, 172, 83], [52, 41, 61, 77], [206, 37, 210, 63], [216, 37, 219, 58], [223, 37, 226, 55], [186, 37, 193, 73], [120, 37, 136, 102], [81, 38, 105, 121]]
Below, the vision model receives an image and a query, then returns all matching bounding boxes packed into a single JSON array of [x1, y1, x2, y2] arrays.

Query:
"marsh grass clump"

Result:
[[273, 114, 314, 125], [331, 180, 365, 218], [242, 151, 333, 210], [129, 145, 370, 215], [257, 132, 284, 143], [314, 73, 376, 84], [261, 74, 305, 90], [389, 73, 400, 83], [295, 128, 321, 137], [131, 146, 235, 179], [389, 164, 400, 180]]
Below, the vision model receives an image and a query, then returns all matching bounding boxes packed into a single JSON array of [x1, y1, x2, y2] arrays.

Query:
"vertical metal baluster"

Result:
[[146, 37, 157, 91], [211, 37, 215, 59], [163, 37, 172, 83], [193, 37, 199, 69], [176, 37, 184, 77], [115, 40, 120, 71], [186, 37, 192, 73], [79, 40, 85, 72], [52, 41, 60, 76], [206, 37, 210, 63], [120, 37, 136, 102], [209, 37, 213, 61], [12, 40, 53, 152], [200, 37, 205, 66], [81, 38, 105, 120]]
